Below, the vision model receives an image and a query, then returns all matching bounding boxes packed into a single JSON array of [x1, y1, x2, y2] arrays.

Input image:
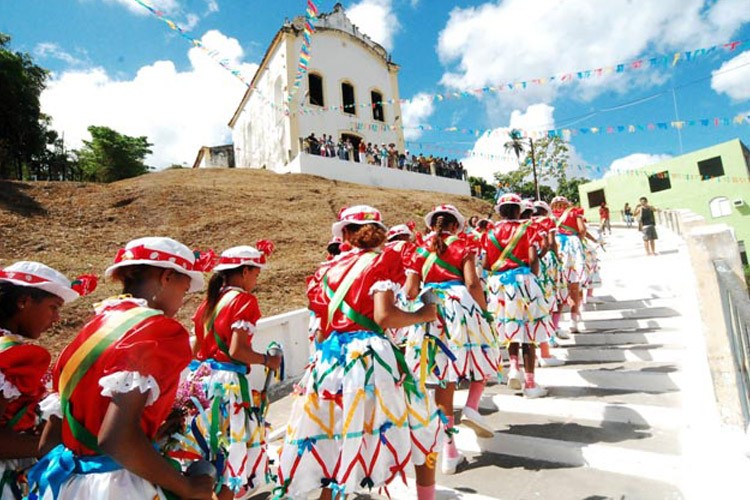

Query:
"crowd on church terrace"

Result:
[[302, 132, 468, 180], [1, 193, 608, 500]]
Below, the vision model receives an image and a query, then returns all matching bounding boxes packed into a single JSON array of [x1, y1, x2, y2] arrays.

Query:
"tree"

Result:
[[494, 170, 554, 201], [557, 176, 589, 205], [0, 33, 49, 179], [468, 176, 497, 204], [524, 135, 570, 186], [75, 126, 152, 183]]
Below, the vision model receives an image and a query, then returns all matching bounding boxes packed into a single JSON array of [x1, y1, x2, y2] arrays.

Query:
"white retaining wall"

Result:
[[277, 152, 471, 196]]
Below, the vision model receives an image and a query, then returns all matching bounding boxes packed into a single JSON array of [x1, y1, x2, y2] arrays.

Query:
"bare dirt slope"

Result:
[[0, 168, 491, 355]]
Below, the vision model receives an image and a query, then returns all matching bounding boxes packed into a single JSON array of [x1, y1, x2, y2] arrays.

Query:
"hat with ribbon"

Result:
[[105, 237, 205, 293], [0, 261, 94, 303], [534, 200, 552, 213], [424, 204, 465, 231], [551, 196, 570, 206], [521, 199, 536, 214], [213, 240, 275, 272], [496, 193, 522, 208], [386, 224, 414, 241], [332, 205, 387, 238]]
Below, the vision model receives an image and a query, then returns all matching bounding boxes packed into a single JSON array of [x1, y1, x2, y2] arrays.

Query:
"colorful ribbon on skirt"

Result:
[[26, 444, 122, 499]]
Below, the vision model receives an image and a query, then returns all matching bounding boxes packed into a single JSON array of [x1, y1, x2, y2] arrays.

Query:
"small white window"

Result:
[[709, 197, 732, 218]]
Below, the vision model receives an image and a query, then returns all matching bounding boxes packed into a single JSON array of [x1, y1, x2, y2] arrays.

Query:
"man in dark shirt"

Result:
[[634, 196, 658, 255]]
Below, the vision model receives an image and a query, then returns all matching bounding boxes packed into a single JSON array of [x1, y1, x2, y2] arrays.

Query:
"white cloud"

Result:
[[604, 153, 672, 177], [462, 103, 556, 182], [437, 0, 750, 107], [347, 0, 400, 52], [401, 93, 435, 140], [711, 50, 750, 102], [41, 30, 258, 168], [34, 43, 89, 67]]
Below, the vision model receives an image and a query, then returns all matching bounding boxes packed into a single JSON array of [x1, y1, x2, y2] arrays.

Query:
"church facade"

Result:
[[229, 4, 404, 170]]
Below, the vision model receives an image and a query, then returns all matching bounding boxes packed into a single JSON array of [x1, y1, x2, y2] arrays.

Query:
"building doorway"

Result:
[[341, 133, 362, 163]]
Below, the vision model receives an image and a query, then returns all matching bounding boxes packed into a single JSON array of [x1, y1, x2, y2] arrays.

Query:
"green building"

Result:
[[578, 138, 750, 261]]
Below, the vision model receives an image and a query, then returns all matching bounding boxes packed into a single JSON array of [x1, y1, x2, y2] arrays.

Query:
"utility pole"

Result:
[[529, 137, 540, 200]]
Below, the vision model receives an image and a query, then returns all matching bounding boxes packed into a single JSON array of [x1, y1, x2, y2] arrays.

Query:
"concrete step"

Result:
[[555, 346, 685, 364], [531, 366, 682, 394], [455, 392, 686, 430], [453, 427, 682, 485]]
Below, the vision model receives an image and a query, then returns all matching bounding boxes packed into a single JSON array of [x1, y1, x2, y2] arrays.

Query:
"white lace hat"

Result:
[[0, 261, 80, 303]]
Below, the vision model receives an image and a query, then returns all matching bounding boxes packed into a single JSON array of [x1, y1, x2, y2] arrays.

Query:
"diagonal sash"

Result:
[[59, 306, 161, 453], [417, 236, 463, 279], [0, 337, 31, 429], [204, 289, 242, 360], [323, 252, 382, 333], [556, 207, 578, 234], [490, 221, 531, 272]]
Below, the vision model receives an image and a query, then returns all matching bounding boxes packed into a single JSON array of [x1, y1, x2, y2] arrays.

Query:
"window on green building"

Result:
[[697, 156, 724, 180], [648, 171, 671, 193]]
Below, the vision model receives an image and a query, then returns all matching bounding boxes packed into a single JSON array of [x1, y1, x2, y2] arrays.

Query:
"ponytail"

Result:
[[201, 272, 226, 325], [429, 213, 459, 255]]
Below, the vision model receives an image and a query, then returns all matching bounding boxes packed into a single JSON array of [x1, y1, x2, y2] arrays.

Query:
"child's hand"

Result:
[[179, 474, 214, 499], [418, 304, 438, 323], [265, 354, 283, 371]]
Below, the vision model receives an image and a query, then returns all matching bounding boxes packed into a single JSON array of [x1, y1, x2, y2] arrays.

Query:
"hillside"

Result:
[[0, 168, 491, 355]]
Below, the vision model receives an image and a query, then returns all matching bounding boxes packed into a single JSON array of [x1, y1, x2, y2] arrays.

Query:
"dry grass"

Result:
[[0, 168, 491, 356]]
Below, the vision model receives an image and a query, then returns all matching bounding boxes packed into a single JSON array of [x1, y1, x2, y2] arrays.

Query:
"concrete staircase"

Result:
[[259, 227, 750, 499]]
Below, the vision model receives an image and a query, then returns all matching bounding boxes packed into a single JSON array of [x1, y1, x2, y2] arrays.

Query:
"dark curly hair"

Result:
[[0, 282, 56, 324], [344, 223, 387, 250]]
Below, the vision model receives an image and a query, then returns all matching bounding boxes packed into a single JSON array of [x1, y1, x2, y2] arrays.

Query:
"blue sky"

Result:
[[2, 0, 750, 181]]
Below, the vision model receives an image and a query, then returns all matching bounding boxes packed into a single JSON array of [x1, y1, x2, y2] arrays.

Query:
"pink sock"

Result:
[[465, 381, 485, 411], [524, 371, 535, 388], [552, 312, 561, 329], [417, 484, 436, 500], [510, 354, 520, 371], [445, 416, 459, 459]]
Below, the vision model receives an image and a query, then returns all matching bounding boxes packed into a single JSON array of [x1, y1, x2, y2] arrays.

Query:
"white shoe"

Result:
[[478, 394, 499, 412], [555, 328, 570, 340], [523, 385, 548, 399], [461, 406, 494, 438], [506, 367, 523, 390], [441, 451, 466, 475], [569, 321, 580, 333], [538, 356, 565, 367]]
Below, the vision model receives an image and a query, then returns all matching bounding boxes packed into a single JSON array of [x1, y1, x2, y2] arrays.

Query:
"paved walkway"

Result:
[[260, 227, 750, 499]]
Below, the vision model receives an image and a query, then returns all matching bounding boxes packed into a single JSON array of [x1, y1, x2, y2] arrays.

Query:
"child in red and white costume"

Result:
[[384, 223, 420, 346], [525, 201, 566, 367], [27, 237, 213, 500], [484, 194, 553, 398], [405, 204, 499, 474], [551, 196, 592, 333], [0, 262, 90, 500], [175, 243, 282, 500], [277, 206, 441, 500]]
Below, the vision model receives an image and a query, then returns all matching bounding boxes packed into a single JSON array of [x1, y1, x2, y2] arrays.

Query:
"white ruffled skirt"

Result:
[[487, 268, 553, 345], [47, 470, 167, 500], [556, 233, 587, 285], [276, 330, 443, 500], [404, 281, 500, 384], [170, 360, 270, 495]]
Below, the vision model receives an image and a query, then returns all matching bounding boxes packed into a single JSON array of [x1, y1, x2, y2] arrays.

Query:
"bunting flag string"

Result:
[[125, 0, 746, 124], [291, 38, 748, 118], [287, 1, 319, 103], [363, 112, 750, 139], [405, 140, 750, 184], [130, 0, 288, 112]]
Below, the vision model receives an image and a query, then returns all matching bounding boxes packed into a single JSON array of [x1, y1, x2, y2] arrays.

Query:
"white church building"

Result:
[[224, 3, 470, 196]]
